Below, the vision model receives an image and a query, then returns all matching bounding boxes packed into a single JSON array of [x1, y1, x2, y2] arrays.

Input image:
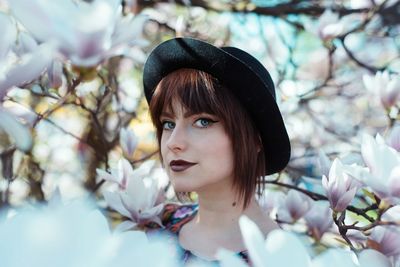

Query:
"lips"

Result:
[[169, 160, 197, 172]]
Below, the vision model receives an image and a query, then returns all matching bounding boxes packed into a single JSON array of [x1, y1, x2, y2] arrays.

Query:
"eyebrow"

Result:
[[160, 110, 210, 118]]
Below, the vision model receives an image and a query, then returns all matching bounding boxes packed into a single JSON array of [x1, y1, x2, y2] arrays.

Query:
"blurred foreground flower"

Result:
[[368, 226, 400, 258], [0, 12, 55, 152], [98, 159, 164, 229], [217, 216, 391, 267], [0, 199, 176, 267], [10, 0, 147, 67], [363, 71, 400, 110], [322, 158, 359, 212]]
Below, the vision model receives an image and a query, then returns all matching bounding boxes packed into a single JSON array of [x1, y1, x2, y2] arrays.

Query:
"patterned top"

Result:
[[147, 203, 250, 266]]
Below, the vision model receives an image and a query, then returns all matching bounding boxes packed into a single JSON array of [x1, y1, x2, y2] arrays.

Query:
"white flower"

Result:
[[318, 150, 332, 177], [218, 216, 390, 267], [311, 249, 357, 267], [0, 199, 176, 267], [119, 127, 138, 159], [360, 134, 400, 204], [0, 12, 55, 99], [305, 10, 344, 40], [10, 0, 148, 67], [237, 216, 311, 267], [256, 188, 286, 215], [12, 31, 38, 56], [99, 159, 164, 226], [304, 201, 333, 241], [322, 158, 359, 212], [357, 249, 392, 267], [387, 125, 400, 152], [0, 12, 16, 61], [368, 226, 400, 257], [363, 71, 400, 109], [276, 189, 312, 223], [0, 106, 32, 151]]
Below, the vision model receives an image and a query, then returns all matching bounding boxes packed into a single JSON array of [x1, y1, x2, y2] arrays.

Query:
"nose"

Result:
[[166, 123, 188, 152]]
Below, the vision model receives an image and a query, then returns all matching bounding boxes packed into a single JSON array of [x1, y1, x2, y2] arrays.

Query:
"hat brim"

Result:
[[143, 37, 290, 175]]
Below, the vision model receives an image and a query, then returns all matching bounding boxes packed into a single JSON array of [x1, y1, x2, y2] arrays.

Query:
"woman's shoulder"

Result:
[[161, 202, 198, 233]]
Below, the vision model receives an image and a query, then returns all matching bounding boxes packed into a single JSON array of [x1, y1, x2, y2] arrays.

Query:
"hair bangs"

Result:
[[154, 69, 224, 119]]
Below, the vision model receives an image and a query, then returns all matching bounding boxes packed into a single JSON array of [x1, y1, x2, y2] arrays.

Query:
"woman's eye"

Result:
[[194, 118, 216, 128], [162, 121, 175, 130]]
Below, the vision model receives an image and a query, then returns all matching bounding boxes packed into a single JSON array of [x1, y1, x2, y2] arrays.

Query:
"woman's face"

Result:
[[160, 100, 234, 193]]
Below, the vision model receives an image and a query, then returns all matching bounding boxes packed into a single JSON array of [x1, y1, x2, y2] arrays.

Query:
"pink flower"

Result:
[[10, 0, 148, 67], [119, 127, 138, 159], [304, 201, 333, 241], [363, 71, 400, 109], [322, 158, 359, 212], [98, 159, 164, 226], [368, 226, 400, 257], [387, 125, 400, 152], [360, 134, 400, 204], [276, 189, 312, 223]]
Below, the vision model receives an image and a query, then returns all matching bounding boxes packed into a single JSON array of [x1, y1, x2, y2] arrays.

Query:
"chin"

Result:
[[170, 176, 200, 193]]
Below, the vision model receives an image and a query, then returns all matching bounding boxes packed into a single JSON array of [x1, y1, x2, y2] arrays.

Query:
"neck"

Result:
[[193, 184, 260, 232]]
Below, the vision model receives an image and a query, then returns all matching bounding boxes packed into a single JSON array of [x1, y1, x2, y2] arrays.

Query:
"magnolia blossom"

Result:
[[10, 0, 147, 67], [217, 216, 390, 267], [0, 11, 15, 61], [318, 150, 332, 177], [99, 159, 164, 228], [305, 9, 344, 40], [0, 13, 55, 152], [257, 188, 286, 215], [0, 106, 32, 151], [119, 127, 138, 159], [0, 199, 176, 267], [368, 226, 400, 258], [360, 134, 400, 204], [304, 201, 333, 241], [363, 71, 400, 109], [0, 12, 55, 98], [322, 158, 359, 212], [276, 189, 312, 223], [387, 125, 400, 152]]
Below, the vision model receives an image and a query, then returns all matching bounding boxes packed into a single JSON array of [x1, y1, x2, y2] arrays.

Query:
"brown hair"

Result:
[[149, 68, 266, 209]]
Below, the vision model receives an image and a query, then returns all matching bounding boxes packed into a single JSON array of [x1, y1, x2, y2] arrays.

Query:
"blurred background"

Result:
[[0, 0, 399, 209]]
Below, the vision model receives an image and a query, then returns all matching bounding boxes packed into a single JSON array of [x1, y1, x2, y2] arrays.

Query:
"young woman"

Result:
[[143, 37, 291, 265]]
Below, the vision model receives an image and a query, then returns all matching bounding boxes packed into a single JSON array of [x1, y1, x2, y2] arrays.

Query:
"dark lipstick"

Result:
[[169, 160, 196, 172]]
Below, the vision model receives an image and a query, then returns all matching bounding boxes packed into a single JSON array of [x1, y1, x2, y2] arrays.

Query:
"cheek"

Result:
[[160, 133, 169, 165], [202, 133, 234, 171]]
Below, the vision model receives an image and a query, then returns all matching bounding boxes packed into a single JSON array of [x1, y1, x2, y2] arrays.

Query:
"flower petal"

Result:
[[0, 108, 32, 152], [0, 42, 55, 99], [264, 230, 311, 267], [311, 249, 357, 267], [103, 191, 131, 218], [0, 12, 16, 60], [238, 215, 269, 267], [114, 220, 137, 233], [358, 249, 391, 267], [335, 186, 357, 212], [216, 248, 248, 267]]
